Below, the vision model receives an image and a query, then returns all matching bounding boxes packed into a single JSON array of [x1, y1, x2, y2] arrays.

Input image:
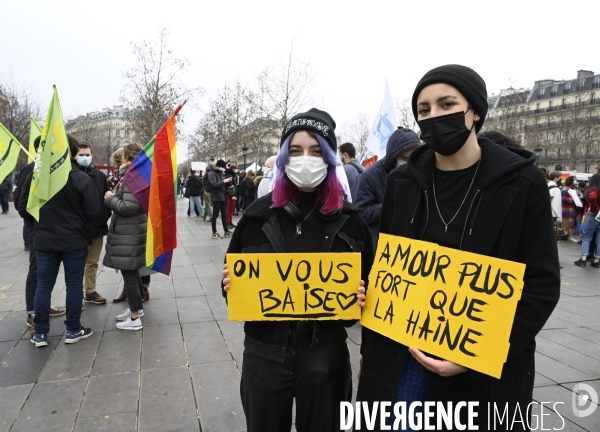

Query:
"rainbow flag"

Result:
[[124, 103, 184, 275]]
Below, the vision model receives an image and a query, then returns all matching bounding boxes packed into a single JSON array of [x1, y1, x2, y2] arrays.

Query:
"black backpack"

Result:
[[203, 172, 212, 193]]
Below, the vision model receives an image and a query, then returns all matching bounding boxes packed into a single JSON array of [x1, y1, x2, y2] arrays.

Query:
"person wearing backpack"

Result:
[[339, 142, 364, 202], [202, 169, 213, 221]]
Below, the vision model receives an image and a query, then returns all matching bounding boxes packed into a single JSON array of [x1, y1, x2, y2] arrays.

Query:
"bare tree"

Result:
[[395, 98, 418, 131], [348, 113, 370, 155], [0, 76, 42, 170], [120, 27, 204, 145], [257, 42, 314, 131], [188, 80, 279, 169]]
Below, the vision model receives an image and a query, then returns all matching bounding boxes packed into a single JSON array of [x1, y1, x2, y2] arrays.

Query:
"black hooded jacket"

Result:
[[222, 193, 374, 362], [357, 138, 560, 430], [78, 164, 111, 238], [18, 160, 101, 252]]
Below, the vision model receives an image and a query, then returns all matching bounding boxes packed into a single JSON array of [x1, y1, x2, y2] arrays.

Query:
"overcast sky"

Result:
[[3, 0, 599, 160]]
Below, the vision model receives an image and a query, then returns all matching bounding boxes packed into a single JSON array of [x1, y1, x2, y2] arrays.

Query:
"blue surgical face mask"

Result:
[[574, 181, 578, 186], [77, 156, 92, 167]]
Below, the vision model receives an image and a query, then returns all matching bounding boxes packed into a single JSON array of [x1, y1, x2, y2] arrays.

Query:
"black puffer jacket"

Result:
[[223, 194, 375, 362], [357, 138, 561, 431], [103, 168, 147, 271]]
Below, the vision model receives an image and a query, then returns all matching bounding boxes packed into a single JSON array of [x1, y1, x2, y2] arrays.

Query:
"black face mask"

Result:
[[417, 109, 475, 156]]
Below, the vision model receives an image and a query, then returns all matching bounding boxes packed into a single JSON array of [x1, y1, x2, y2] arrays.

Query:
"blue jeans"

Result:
[[582, 212, 600, 258], [0, 192, 8, 212], [25, 226, 37, 314], [34, 248, 88, 335], [189, 195, 203, 216]]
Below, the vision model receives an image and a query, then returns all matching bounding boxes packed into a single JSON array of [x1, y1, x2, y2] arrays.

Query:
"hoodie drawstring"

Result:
[[468, 190, 484, 236], [411, 191, 422, 224]]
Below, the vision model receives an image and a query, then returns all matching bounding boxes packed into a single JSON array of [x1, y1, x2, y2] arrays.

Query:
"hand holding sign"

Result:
[[361, 234, 525, 378], [225, 253, 363, 321], [224, 262, 367, 307]]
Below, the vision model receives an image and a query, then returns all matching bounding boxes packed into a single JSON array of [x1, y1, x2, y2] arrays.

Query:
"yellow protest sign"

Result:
[[227, 252, 361, 321], [361, 234, 525, 378]]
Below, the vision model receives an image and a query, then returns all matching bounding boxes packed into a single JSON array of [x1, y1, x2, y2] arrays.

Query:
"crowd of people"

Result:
[[10, 138, 153, 347], [219, 64, 564, 432], [5, 63, 599, 431]]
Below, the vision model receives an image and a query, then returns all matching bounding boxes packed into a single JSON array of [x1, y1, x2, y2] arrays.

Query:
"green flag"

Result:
[[0, 122, 21, 182], [29, 117, 42, 162], [27, 86, 71, 221]]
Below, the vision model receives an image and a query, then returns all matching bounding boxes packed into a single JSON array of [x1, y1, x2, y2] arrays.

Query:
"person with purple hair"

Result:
[[221, 108, 374, 432]]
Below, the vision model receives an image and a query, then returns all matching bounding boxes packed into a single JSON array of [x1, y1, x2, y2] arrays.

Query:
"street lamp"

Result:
[[242, 146, 248, 169], [534, 146, 542, 166]]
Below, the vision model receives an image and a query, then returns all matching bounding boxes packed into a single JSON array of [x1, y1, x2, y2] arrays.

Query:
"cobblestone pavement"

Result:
[[0, 200, 599, 431]]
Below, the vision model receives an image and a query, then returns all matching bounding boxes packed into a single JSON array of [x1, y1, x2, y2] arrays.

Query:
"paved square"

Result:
[[0, 200, 599, 431]]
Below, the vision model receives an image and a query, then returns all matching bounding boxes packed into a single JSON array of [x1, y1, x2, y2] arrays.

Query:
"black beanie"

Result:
[[280, 108, 337, 152], [216, 159, 227, 168], [412, 64, 488, 132]]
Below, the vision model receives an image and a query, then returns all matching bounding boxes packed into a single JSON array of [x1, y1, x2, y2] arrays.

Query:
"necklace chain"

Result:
[[432, 160, 481, 233]]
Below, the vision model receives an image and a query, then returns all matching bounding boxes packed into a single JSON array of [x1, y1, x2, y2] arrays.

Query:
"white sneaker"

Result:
[[115, 308, 144, 321], [116, 317, 143, 330]]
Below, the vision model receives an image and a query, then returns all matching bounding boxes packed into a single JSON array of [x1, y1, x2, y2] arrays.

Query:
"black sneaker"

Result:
[[591, 261, 600, 268], [224, 231, 232, 238], [65, 327, 93, 344], [574, 258, 587, 267]]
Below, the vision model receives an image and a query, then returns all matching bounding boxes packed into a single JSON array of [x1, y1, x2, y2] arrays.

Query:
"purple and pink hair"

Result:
[[271, 131, 345, 213]]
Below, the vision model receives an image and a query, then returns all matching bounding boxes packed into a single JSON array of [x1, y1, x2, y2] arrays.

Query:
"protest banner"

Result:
[[191, 161, 206, 172], [227, 252, 361, 321], [361, 233, 525, 378]]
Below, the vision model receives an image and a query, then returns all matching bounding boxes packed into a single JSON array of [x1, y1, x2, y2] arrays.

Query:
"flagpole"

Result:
[[18, 142, 35, 161]]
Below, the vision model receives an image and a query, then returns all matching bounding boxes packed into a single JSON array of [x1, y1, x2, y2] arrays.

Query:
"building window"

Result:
[[116, 121, 120, 127], [580, 79, 586, 88], [559, 131, 565, 141], [545, 149, 548, 157], [594, 76, 600, 88], [547, 116, 551, 126], [546, 132, 551, 142], [562, 98, 566, 106], [588, 128, 593, 139], [539, 88, 545, 96], [576, 95, 581, 106], [558, 148, 561, 156], [591, 110, 596, 119], [125, 130, 129, 138], [592, 92, 596, 104], [536, 103, 540, 110], [116, 130, 120, 138], [552, 85, 558, 95], [565, 83, 572, 92], [548, 100, 553, 108]]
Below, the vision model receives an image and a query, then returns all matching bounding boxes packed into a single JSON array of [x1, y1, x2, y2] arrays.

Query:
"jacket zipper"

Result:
[[420, 190, 430, 239], [459, 189, 481, 250]]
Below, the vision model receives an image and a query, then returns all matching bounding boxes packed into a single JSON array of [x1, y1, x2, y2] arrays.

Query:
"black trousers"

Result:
[[240, 329, 352, 432], [211, 201, 228, 234], [121, 269, 144, 312]]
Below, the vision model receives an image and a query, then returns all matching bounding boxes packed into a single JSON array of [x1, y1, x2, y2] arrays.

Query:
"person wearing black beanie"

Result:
[[357, 65, 560, 431]]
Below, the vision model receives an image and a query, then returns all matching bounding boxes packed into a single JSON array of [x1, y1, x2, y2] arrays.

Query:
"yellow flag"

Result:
[[29, 117, 42, 162], [26, 86, 71, 221], [0, 122, 21, 182]]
